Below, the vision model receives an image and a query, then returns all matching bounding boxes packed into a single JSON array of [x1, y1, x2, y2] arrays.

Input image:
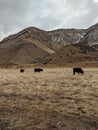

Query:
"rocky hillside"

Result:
[[0, 27, 60, 66], [1, 27, 60, 51], [48, 29, 86, 46], [79, 23, 98, 46], [48, 23, 98, 47], [0, 23, 98, 67], [48, 44, 98, 67]]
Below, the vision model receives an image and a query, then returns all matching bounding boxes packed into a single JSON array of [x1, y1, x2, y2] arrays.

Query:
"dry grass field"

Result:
[[0, 67, 98, 130]]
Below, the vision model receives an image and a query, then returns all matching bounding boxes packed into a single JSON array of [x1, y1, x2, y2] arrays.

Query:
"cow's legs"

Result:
[[73, 71, 75, 75]]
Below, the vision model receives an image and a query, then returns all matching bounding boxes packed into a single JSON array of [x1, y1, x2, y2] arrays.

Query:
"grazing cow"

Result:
[[73, 67, 84, 75], [20, 69, 25, 73], [34, 68, 43, 73]]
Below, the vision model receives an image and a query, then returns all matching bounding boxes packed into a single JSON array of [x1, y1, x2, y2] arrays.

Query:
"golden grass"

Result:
[[0, 68, 98, 130]]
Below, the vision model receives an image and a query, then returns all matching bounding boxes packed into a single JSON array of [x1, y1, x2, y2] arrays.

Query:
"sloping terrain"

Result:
[[48, 29, 86, 45], [0, 40, 50, 65], [48, 45, 98, 67], [0, 23, 98, 66], [1, 27, 60, 50], [25, 38, 55, 54], [48, 23, 98, 47], [0, 27, 60, 66], [79, 23, 98, 46]]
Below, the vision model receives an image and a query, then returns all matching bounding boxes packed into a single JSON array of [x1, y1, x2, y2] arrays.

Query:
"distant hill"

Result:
[[0, 23, 98, 67], [48, 45, 98, 67], [0, 27, 60, 66]]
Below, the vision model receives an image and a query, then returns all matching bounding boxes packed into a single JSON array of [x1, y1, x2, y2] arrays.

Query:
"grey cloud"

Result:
[[0, 0, 32, 30], [0, 0, 98, 40]]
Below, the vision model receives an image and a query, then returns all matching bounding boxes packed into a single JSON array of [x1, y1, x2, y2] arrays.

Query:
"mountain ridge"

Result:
[[0, 23, 98, 67]]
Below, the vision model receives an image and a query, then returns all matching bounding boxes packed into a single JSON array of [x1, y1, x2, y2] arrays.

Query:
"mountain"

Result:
[[1, 27, 60, 51], [47, 29, 86, 45], [48, 44, 98, 67], [48, 23, 98, 47], [0, 27, 60, 66], [79, 23, 98, 46], [0, 23, 98, 67]]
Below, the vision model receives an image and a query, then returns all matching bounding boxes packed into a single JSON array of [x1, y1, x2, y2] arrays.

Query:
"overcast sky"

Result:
[[0, 0, 98, 41]]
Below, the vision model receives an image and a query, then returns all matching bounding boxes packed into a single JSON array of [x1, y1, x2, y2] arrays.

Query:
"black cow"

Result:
[[34, 68, 43, 73], [20, 69, 25, 73], [73, 67, 84, 75]]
